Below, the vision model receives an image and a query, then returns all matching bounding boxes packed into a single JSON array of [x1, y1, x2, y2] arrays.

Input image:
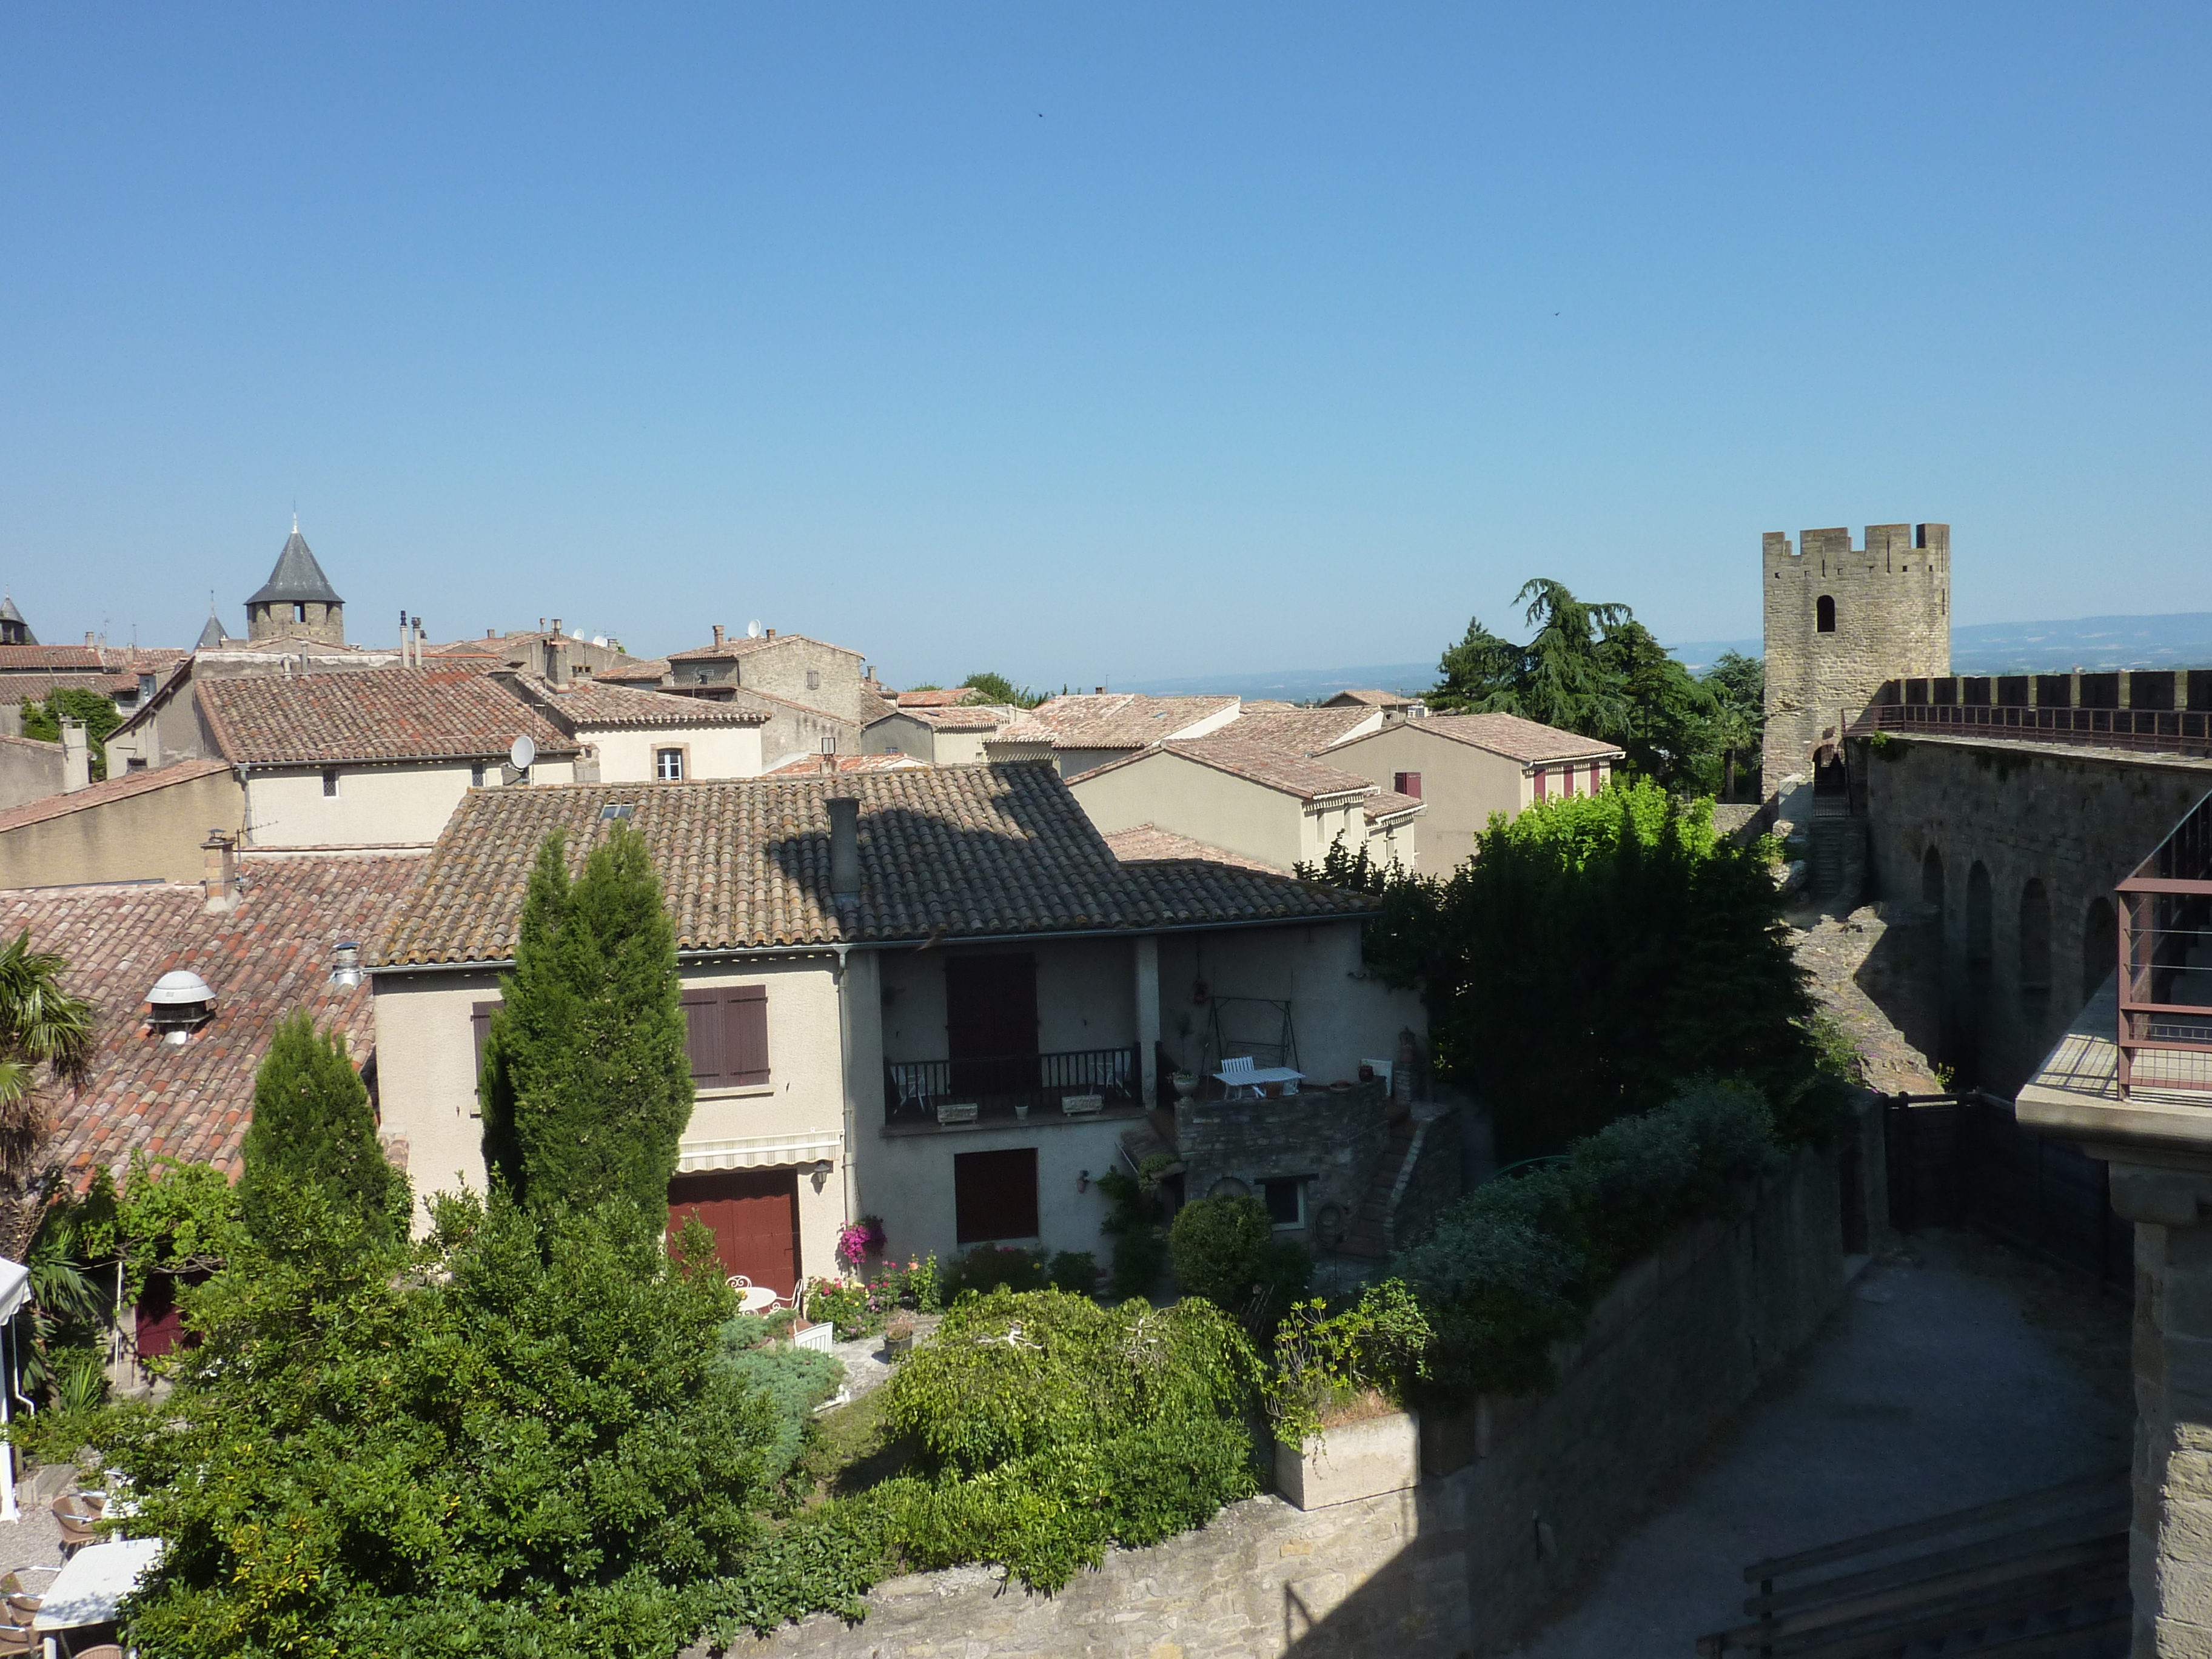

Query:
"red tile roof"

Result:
[[0, 672, 142, 702], [1362, 789, 1424, 822], [377, 765, 1376, 965], [196, 671, 578, 766], [0, 760, 232, 834], [1356, 712, 1624, 765], [1102, 824, 1276, 873], [763, 752, 929, 776], [0, 855, 421, 1188], [0, 646, 104, 671], [667, 632, 861, 663], [994, 694, 1238, 750], [1070, 736, 1377, 803], [1321, 688, 1420, 708], [506, 675, 767, 730], [896, 688, 977, 707], [597, 657, 671, 685], [1219, 706, 1379, 751], [877, 704, 1012, 732]]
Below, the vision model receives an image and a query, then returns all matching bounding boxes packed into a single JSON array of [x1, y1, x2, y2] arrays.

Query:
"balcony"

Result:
[[883, 1044, 1145, 1132], [2119, 791, 2212, 1101]]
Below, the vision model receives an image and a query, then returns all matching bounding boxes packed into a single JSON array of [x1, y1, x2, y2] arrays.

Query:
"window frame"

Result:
[[321, 767, 340, 797], [655, 745, 689, 782], [1260, 1175, 1307, 1230], [679, 983, 771, 1091]]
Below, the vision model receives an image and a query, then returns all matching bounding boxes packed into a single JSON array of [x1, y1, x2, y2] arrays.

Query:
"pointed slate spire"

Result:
[[196, 609, 227, 650], [0, 592, 33, 647], [246, 523, 344, 607]]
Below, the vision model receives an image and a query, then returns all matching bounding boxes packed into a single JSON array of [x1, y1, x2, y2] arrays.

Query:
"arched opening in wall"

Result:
[[2019, 879, 2051, 1008], [1816, 595, 1837, 633], [1964, 861, 1994, 1084], [2083, 896, 2117, 1003]]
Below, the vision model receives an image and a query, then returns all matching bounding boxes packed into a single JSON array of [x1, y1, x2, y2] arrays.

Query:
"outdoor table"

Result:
[[737, 1284, 779, 1315], [33, 1536, 159, 1657], [1212, 1066, 1304, 1099]]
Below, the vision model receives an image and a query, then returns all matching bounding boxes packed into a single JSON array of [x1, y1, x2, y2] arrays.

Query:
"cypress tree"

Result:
[[240, 1010, 407, 1242], [479, 825, 691, 1213]]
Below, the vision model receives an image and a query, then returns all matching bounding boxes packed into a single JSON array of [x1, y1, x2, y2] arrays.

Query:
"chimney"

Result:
[[551, 618, 563, 637], [827, 796, 861, 902], [201, 831, 238, 914], [84, 631, 96, 648], [548, 638, 572, 688], [712, 624, 726, 646], [1095, 686, 1106, 694], [765, 628, 776, 639], [58, 719, 90, 793]]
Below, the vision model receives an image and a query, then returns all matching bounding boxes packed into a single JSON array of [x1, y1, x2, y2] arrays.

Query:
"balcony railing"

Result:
[[1851, 700, 2212, 760], [883, 1044, 1144, 1128], [2119, 791, 2212, 1099]]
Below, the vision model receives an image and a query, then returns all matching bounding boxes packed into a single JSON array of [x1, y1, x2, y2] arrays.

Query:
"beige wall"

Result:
[[246, 759, 575, 850], [879, 937, 1140, 1067], [858, 1115, 1132, 1269], [0, 768, 244, 888], [1153, 920, 1423, 1087], [0, 740, 65, 811], [373, 952, 853, 1279], [1365, 811, 1418, 870], [1327, 726, 1544, 873], [863, 713, 934, 760], [586, 724, 763, 782], [1071, 750, 1336, 870]]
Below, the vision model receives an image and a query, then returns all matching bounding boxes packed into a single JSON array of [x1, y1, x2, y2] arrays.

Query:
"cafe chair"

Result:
[[53, 1491, 103, 1555]]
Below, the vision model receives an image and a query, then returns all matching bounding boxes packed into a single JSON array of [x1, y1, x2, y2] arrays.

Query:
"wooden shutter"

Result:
[[954, 1147, 1039, 1244], [725, 985, 769, 1085], [1589, 762, 1601, 794], [680, 991, 725, 1084], [1393, 771, 1422, 800], [471, 1000, 501, 1081], [1533, 767, 1547, 802]]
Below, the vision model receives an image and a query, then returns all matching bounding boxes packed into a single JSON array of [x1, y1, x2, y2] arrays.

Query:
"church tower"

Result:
[[245, 518, 346, 645]]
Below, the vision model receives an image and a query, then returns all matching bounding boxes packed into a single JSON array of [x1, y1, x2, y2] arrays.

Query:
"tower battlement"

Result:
[[1761, 521, 1951, 800]]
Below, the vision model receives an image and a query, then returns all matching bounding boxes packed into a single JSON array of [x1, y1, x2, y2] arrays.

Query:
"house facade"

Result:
[[862, 703, 1017, 765], [497, 672, 767, 782], [1326, 712, 1626, 871], [984, 694, 1241, 776], [370, 765, 1413, 1290]]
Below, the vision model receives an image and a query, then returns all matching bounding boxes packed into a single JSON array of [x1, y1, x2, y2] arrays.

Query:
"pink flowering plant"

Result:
[[835, 1215, 887, 1271]]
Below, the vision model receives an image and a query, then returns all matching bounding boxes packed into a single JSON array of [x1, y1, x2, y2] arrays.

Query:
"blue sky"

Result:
[[4, 5, 2206, 687]]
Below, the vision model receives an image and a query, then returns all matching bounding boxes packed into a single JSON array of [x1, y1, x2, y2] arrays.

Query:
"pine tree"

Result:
[[479, 825, 691, 1213], [239, 1010, 407, 1243]]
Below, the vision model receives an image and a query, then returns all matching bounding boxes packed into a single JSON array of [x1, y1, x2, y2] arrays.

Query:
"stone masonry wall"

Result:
[[1176, 1081, 1395, 1245], [724, 1145, 1848, 1659], [1763, 522, 1950, 793], [1857, 731, 2212, 1095]]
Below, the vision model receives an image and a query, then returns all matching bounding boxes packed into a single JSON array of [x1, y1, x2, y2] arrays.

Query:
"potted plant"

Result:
[[1171, 1070, 1198, 1101], [883, 1310, 917, 1359]]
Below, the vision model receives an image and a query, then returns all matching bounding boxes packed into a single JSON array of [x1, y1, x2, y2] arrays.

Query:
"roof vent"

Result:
[[330, 942, 361, 988], [146, 969, 216, 1043]]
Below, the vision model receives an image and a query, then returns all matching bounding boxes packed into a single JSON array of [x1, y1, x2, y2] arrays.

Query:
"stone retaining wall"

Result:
[[725, 1144, 1851, 1658]]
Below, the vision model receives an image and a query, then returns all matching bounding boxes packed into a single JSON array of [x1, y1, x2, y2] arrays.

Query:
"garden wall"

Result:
[[1174, 1079, 1395, 1244], [722, 1143, 1851, 1659]]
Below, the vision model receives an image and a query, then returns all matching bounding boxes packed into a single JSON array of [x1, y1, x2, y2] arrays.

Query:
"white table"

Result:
[[1213, 1066, 1304, 1099], [737, 1284, 779, 1315], [34, 1536, 160, 1656]]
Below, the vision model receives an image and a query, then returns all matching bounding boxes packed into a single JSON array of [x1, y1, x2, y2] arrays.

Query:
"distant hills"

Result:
[[1122, 614, 2212, 703]]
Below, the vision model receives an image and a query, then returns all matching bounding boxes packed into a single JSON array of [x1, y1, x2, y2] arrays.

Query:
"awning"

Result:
[[0, 1258, 28, 1326], [675, 1132, 841, 1174]]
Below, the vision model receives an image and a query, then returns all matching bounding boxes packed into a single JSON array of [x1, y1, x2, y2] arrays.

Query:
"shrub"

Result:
[[239, 1010, 408, 1246], [805, 1279, 877, 1339], [1047, 1250, 1096, 1295], [943, 1243, 1046, 1299], [716, 1336, 846, 1480], [1168, 1193, 1272, 1308], [1266, 1281, 1434, 1446], [1096, 1154, 1174, 1299]]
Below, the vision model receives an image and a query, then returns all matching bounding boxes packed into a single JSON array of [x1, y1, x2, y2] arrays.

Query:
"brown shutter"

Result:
[[1394, 771, 1422, 800], [680, 991, 724, 1083], [725, 985, 769, 1086], [954, 1147, 1039, 1243], [471, 1000, 501, 1081]]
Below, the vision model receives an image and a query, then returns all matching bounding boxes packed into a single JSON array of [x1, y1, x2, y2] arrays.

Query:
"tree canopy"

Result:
[[239, 1010, 407, 1245], [479, 824, 691, 1213], [19, 689, 122, 782], [958, 671, 1045, 709]]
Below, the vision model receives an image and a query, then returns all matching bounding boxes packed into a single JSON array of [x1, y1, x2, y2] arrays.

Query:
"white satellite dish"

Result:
[[746, 620, 762, 638], [509, 735, 537, 771]]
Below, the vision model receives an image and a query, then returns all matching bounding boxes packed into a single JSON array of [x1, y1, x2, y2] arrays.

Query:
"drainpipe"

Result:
[[834, 943, 859, 1233]]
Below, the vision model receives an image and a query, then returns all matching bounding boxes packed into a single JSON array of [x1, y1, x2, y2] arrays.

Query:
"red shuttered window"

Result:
[[1533, 767, 1547, 802], [1393, 771, 1422, 799], [681, 986, 771, 1088]]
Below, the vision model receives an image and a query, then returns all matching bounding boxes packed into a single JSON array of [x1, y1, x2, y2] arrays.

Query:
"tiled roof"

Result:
[[245, 528, 344, 605], [994, 694, 1239, 751], [197, 671, 578, 766], [876, 703, 1013, 732], [598, 657, 671, 685], [897, 688, 977, 708], [1323, 688, 1416, 708], [0, 673, 138, 702], [1375, 712, 1624, 765], [0, 646, 104, 671], [1362, 789, 1424, 822], [506, 675, 768, 731], [763, 752, 930, 776], [667, 632, 861, 663], [377, 765, 1376, 966], [1073, 736, 1376, 803], [1219, 706, 1379, 751], [0, 760, 232, 834], [0, 855, 420, 1188], [1102, 823, 1276, 873]]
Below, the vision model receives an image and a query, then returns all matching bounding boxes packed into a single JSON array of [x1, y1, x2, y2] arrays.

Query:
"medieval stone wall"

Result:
[[1763, 523, 1949, 790]]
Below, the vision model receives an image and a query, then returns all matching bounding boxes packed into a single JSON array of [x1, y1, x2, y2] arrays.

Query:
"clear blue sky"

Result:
[[4, 5, 2206, 686]]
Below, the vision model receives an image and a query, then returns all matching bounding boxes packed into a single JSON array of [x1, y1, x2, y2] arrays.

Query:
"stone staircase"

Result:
[[1806, 794, 1869, 908]]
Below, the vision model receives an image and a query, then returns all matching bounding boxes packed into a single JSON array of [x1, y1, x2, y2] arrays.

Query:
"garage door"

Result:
[[668, 1168, 801, 1296]]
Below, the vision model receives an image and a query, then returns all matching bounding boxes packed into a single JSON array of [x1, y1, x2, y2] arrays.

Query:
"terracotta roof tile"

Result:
[[1374, 712, 1624, 765], [1219, 706, 1379, 751], [896, 688, 977, 707], [1362, 789, 1424, 822], [506, 675, 767, 730], [377, 763, 1375, 966], [666, 632, 861, 663], [196, 671, 579, 766], [598, 658, 671, 685], [0, 760, 232, 834], [877, 704, 1014, 732], [1102, 824, 1277, 873], [1072, 736, 1376, 802], [763, 753, 930, 776], [0, 646, 103, 671], [0, 856, 420, 1187], [994, 694, 1238, 750]]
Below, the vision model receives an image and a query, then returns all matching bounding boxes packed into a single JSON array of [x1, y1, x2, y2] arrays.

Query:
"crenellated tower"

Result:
[[1761, 522, 1949, 796]]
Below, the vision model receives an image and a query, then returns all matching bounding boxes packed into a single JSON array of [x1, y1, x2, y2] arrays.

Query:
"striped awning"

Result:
[[675, 1131, 842, 1173]]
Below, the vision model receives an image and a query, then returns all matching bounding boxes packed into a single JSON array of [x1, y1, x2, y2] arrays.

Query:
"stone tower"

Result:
[[0, 595, 34, 647], [244, 518, 346, 645], [1761, 522, 1949, 796]]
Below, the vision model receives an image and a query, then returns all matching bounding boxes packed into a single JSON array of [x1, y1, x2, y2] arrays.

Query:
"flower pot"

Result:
[[1275, 1409, 1420, 1511], [1014, 1102, 1031, 1121], [1171, 1072, 1199, 1101], [884, 1330, 914, 1359]]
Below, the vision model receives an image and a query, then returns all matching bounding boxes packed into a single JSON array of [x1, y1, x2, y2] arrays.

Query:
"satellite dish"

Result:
[[509, 735, 537, 771], [746, 620, 762, 638]]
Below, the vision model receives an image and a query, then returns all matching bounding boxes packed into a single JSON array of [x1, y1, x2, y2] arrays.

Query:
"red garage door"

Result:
[[668, 1168, 801, 1297]]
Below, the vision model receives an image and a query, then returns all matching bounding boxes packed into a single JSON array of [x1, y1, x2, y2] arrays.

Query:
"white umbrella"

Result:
[[0, 1255, 31, 1523]]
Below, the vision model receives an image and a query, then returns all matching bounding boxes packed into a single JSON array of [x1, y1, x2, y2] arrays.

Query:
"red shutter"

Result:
[[471, 1000, 501, 1081], [1533, 768, 1547, 802], [725, 985, 769, 1085], [955, 1148, 1040, 1243], [1393, 771, 1423, 800], [680, 992, 724, 1084], [1589, 762, 1601, 794]]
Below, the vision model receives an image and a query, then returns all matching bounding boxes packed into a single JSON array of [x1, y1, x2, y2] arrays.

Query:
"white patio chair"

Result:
[[1219, 1056, 1256, 1098], [888, 1064, 932, 1117], [1093, 1050, 1132, 1099]]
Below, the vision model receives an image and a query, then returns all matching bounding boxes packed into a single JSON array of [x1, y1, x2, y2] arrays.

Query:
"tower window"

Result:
[[1816, 595, 1837, 633], [293, 603, 307, 624], [806, 669, 821, 690]]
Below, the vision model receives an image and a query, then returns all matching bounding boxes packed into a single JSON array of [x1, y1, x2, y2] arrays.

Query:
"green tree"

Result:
[[1432, 579, 1634, 738], [91, 1184, 769, 1658], [1595, 618, 1718, 795], [0, 928, 96, 1252], [959, 671, 1044, 709], [1701, 651, 1765, 800], [238, 1010, 407, 1245], [19, 689, 122, 782], [480, 825, 692, 1213]]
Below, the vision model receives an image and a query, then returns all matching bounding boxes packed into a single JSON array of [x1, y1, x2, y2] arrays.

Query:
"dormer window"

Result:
[[146, 970, 216, 1044]]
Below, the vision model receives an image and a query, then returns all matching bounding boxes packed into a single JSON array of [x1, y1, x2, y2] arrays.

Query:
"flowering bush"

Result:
[[835, 1215, 886, 1271]]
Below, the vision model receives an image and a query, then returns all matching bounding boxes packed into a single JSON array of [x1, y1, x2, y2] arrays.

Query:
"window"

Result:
[[293, 602, 307, 624], [1589, 762, 1601, 794], [656, 747, 685, 782], [126, 758, 147, 773], [321, 768, 339, 797], [806, 669, 820, 691], [1261, 1176, 1305, 1228], [1816, 594, 1837, 633], [679, 985, 770, 1087], [471, 763, 486, 788], [1533, 767, 1547, 802], [955, 1147, 1039, 1244], [469, 1000, 501, 1105], [1393, 771, 1422, 799]]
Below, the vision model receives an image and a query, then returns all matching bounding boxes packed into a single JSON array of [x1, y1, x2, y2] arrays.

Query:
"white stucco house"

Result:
[[497, 672, 768, 782], [369, 762, 1418, 1293]]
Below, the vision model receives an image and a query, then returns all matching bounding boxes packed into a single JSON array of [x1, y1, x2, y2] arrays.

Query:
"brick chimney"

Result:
[[712, 624, 726, 646], [201, 831, 238, 914], [58, 719, 90, 793], [765, 628, 776, 640]]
